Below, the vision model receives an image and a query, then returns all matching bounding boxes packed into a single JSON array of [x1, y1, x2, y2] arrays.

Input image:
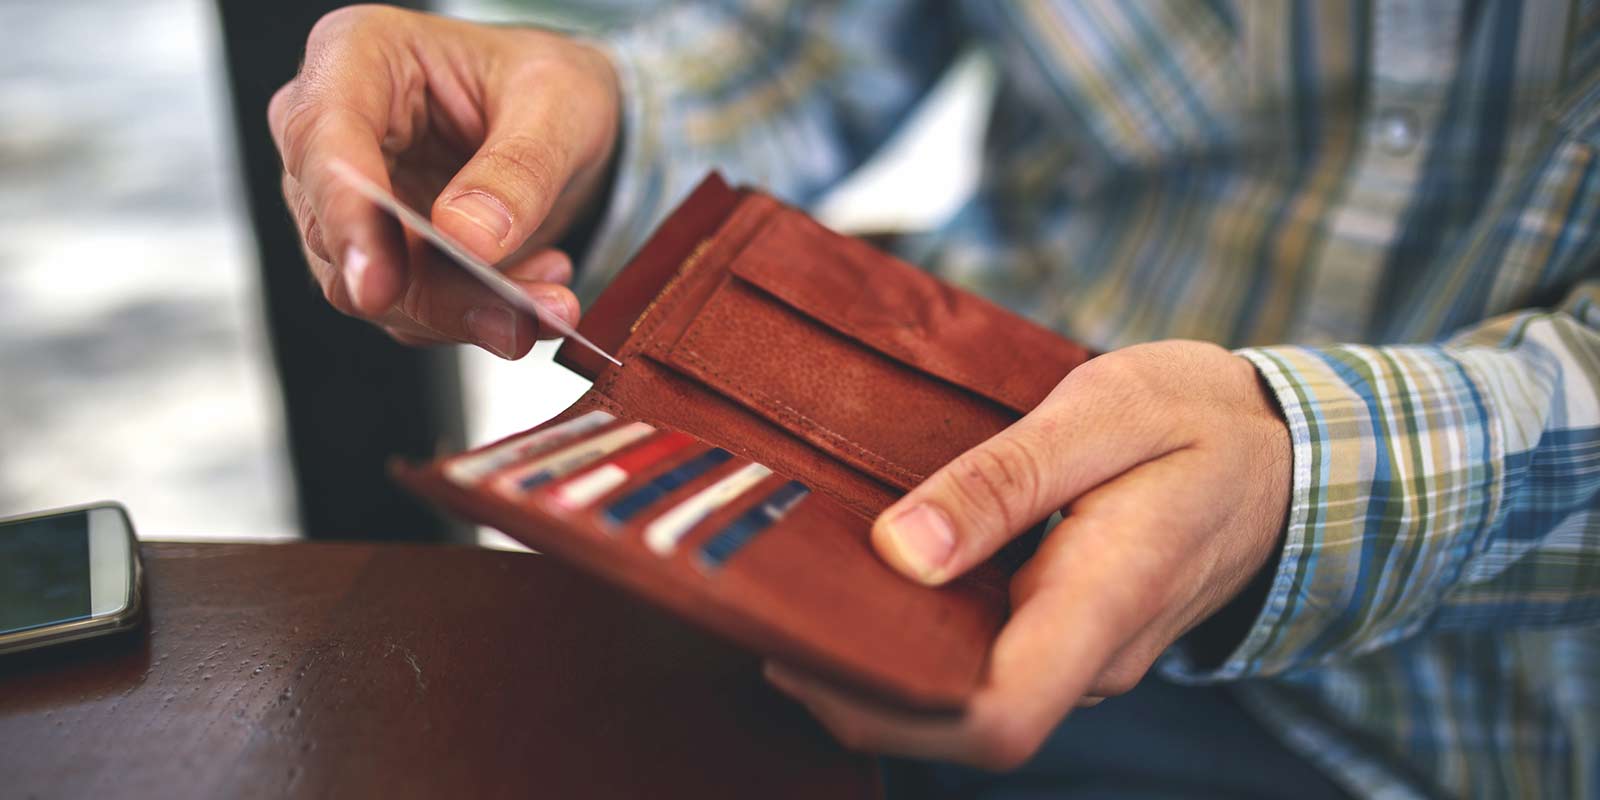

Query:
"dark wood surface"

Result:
[[0, 542, 878, 798]]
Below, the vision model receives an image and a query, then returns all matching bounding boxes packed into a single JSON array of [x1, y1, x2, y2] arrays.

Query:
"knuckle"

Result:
[[282, 176, 329, 261], [1065, 351, 1131, 388], [1074, 349, 1166, 399], [282, 174, 309, 222], [309, 4, 396, 44], [518, 51, 619, 161], [481, 134, 565, 202], [1062, 348, 1195, 443], [272, 94, 328, 175], [945, 437, 1045, 534], [302, 216, 328, 261]]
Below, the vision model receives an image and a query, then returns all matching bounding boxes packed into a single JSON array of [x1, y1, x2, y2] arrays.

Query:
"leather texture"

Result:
[[396, 174, 1093, 710]]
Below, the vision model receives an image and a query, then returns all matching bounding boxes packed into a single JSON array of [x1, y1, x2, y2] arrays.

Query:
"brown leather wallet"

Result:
[[395, 173, 1093, 710]]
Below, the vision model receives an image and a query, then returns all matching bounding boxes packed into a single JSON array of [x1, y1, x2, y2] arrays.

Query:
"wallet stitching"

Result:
[[627, 197, 785, 359], [629, 238, 714, 338], [675, 341, 927, 488]]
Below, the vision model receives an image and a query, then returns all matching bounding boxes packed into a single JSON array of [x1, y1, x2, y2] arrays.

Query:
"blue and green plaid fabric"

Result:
[[583, 2, 1600, 796]]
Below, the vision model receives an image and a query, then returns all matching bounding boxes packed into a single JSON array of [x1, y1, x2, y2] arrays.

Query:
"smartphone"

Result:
[[0, 502, 144, 655]]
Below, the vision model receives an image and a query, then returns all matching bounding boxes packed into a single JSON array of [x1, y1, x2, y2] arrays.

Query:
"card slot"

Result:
[[490, 420, 656, 499], [572, 439, 720, 527], [590, 357, 901, 521], [637, 462, 778, 556], [694, 479, 811, 571], [600, 447, 750, 533], [536, 430, 699, 512], [443, 409, 616, 486]]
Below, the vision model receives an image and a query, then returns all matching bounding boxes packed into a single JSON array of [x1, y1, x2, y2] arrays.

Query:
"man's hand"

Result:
[[764, 341, 1292, 770], [268, 5, 621, 358]]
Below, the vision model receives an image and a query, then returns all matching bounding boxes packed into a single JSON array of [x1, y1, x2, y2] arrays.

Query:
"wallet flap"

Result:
[[727, 209, 1088, 415]]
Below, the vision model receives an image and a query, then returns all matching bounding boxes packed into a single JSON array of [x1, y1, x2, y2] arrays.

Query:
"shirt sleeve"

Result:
[[1164, 279, 1600, 681], [573, 0, 960, 301]]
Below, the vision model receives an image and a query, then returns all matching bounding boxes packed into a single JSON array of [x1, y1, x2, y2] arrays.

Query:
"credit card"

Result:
[[601, 448, 734, 527], [445, 410, 615, 485], [498, 421, 656, 493], [643, 462, 774, 556], [328, 159, 622, 367], [697, 481, 811, 569], [547, 431, 698, 510]]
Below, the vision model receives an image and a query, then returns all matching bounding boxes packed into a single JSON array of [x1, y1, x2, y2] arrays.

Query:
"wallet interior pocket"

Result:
[[665, 275, 1013, 490], [647, 207, 1085, 492]]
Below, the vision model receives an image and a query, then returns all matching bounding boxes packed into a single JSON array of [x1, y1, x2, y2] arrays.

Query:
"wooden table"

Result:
[[0, 542, 878, 798]]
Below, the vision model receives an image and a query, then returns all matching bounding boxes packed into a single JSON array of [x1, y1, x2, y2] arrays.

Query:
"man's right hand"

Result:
[[268, 5, 621, 359]]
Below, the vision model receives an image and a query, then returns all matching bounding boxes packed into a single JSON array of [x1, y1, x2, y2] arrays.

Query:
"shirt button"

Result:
[[1376, 107, 1420, 156]]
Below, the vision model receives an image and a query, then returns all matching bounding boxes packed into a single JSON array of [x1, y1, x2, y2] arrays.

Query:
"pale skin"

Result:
[[273, 6, 1294, 771]]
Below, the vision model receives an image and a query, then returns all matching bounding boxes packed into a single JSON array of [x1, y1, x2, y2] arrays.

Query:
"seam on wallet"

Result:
[[629, 237, 713, 338], [632, 197, 782, 354], [675, 343, 927, 489], [585, 391, 626, 417]]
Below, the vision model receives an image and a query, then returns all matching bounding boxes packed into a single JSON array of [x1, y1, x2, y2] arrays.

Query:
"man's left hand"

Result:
[[764, 340, 1292, 770]]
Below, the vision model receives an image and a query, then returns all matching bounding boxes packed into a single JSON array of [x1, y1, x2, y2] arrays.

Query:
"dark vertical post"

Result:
[[213, 0, 468, 542]]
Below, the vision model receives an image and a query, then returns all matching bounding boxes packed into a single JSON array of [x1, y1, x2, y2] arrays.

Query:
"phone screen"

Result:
[[0, 511, 93, 635]]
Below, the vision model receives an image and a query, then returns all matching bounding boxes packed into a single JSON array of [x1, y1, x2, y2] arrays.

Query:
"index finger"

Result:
[[267, 63, 404, 316]]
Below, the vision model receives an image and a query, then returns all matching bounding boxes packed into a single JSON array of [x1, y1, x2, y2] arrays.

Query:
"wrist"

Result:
[[1183, 528, 1284, 669]]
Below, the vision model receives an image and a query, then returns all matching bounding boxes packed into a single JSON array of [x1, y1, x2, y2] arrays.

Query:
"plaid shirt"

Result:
[[584, 2, 1600, 796]]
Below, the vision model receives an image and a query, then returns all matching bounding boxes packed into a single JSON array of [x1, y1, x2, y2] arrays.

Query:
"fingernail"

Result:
[[464, 306, 517, 359], [882, 504, 955, 584], [342, 244, 370, 309], [530, 288, 575, 327], [445, 191, 513, 245]]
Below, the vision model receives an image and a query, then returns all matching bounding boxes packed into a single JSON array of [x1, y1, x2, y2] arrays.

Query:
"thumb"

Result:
[[432, 101, 574, 263], [872, 427, 1063, 586], [869, 360, 1182, 586]]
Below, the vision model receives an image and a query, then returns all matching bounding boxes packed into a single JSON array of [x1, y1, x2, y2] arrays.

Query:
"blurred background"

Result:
[[0, 0, 989, 544]]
